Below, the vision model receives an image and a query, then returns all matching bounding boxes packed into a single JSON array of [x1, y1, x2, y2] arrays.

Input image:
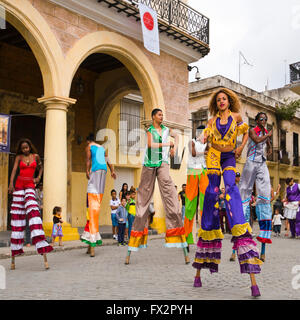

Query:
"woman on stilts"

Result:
[[8, 138, 53, 270], [81, 133, 116, 257], [192, 88, 263, 297], [125, 108, 189, 265]]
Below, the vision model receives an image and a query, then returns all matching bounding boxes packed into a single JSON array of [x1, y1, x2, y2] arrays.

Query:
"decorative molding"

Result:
[[141, 119, 191, 131], [38, 96, 77, 110], [48, 0, 202, 63], [124, 93, 144, 103]]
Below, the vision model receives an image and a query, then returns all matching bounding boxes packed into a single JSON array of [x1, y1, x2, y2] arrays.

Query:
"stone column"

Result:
[[38, 96, 79, 240]]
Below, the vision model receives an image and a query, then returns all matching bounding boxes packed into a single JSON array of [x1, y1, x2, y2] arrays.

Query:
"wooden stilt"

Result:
[[125, 250, 131, 265], [86, 245, 91, 254], [90, 246, 95, 257], [43, 254, 49, 270], [250, 273, 257, 286], [183, 247, 190, 264], [11, 256, 15, 270]]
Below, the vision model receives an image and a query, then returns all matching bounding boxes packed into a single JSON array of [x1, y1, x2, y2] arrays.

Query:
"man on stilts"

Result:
[[82, 134, 116, 257], [125, 108, 189, 265], [238, 112, 273, 262], [184, 125, 209, 251]]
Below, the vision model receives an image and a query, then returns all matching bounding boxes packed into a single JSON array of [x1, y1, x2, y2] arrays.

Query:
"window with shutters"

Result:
[[119, 97, 143, 155]]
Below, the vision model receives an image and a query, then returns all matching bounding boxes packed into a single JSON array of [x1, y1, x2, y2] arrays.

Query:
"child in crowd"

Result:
[[124, 191, 131, 240], [51, 206, 64, 246], [116, 198, 128, 246], [110, 189, 120, 240], [272, 208, 285, 237], [127, 187, 136, 240]]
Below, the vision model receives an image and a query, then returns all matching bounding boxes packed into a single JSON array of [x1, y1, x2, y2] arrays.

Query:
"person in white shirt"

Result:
[[184, 125, 209, 249], [110, 189, 120, 240], [272, 208, 285, 237]]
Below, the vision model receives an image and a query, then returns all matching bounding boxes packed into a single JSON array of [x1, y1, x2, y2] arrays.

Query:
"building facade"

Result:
[[0, 0, 210, 236], [189, 75, 300, 199]]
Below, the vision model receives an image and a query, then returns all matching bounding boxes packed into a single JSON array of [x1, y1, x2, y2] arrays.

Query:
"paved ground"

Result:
[[0, 222, 299, 300]]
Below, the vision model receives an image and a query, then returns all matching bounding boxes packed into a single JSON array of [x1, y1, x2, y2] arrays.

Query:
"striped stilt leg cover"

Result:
[[10, 188, 53, 257], [10, 190, 26, 256]]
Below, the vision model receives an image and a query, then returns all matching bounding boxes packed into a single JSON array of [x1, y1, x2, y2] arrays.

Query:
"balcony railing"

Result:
[[279, 150, 291, 165], [290, 61, 300, 83], [267, 148, 279, 162], [97, 0, 210, 56]]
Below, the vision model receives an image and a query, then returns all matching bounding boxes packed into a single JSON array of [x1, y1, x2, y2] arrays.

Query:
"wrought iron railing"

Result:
[[138, 0, 209, 44], [290, 61, 300, 83], [97, 0, 210, 54]]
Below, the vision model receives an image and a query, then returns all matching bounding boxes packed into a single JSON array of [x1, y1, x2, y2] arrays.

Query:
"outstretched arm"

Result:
[[34, 154, 43, 185], [106, 150, 116, 180], [8, 155, 20, 193], [85, 145, 91, 180], [147, 131, 173, 149], [234, 114, 249, 159], [169, 129, 179, 158]]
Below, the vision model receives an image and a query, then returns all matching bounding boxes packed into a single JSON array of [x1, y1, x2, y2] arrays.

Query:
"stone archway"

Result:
[[1, 0, 64, 97], [0, 0, 66, 231], [64, 31, 165, 119], [95, 78, 140, 131]]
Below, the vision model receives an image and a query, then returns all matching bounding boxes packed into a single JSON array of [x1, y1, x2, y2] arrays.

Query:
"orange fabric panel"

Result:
[[186, 174, 199, 201], [199, 171, 209, 194], [88, 193, 103, 235], [166, 227, 185, 237], [184, 217, 194, 237]]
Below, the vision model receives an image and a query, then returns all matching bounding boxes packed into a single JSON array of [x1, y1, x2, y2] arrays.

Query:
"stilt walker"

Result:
[[184, 125, 209, 250], [8, 139, 53, 270], [239, 112, 273, 262], [192, 89, 263, 297], [81, 134, 116, 257], [125, 108, 189, 265]]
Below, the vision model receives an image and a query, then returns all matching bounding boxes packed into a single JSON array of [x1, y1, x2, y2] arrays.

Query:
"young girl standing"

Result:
[[51, 206, 64, 246], [126, 187, 136, 240]]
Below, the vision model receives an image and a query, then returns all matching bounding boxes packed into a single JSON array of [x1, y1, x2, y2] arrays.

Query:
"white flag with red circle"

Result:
[[138, 3, 160, 55]]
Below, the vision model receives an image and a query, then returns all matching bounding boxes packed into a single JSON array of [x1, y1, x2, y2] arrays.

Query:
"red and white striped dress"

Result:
[[10, 158, 53, 257]]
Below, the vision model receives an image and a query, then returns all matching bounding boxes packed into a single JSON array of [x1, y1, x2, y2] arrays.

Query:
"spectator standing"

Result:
[[110, 189, 120, 240], [272, 208, 284, 237], [126, 187, 136, 240], [218, 187, 230, 234], [178, 184, 186, 221], [116, 198, 128, 246], [119, 183, 128, 201]]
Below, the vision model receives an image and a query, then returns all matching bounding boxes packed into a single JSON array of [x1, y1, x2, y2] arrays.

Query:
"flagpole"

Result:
[[238, 51, 253, 85], [239, 51, 241, 84]]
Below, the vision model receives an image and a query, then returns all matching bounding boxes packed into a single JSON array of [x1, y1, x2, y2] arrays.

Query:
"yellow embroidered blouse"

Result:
[[204, 112, 249, 148]]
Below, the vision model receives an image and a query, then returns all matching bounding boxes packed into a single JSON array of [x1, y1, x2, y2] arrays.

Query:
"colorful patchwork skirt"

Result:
[[184, 168, 209, 244], [192, 148, 263, 274]]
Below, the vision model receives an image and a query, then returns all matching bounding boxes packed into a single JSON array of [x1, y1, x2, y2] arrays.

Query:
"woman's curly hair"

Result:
[[208, 88, 241, 116]]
